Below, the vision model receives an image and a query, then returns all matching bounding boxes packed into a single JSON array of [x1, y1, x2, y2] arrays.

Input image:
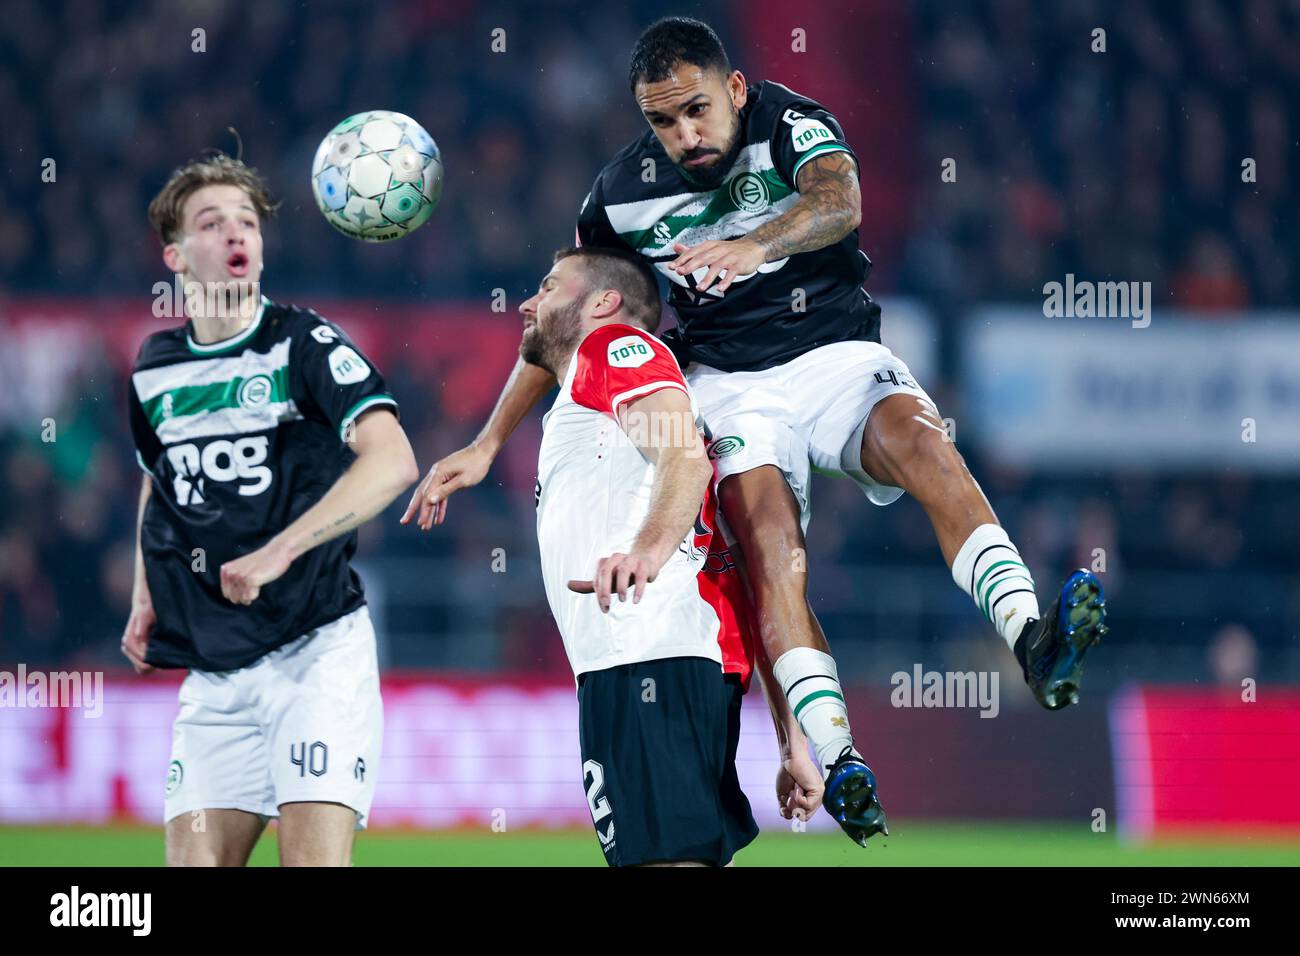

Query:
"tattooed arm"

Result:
[[749, 151, 861, 261], [669, 151, 862, 293], [219, 409, 418, 605]]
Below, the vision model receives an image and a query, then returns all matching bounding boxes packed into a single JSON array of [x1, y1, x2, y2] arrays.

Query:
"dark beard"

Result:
[[519, 326, 549, 371], [519, 299, 584, 375], [675, 111, 743, 190]]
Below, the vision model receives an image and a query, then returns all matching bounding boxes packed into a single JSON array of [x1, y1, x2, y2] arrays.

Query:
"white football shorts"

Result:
[[687, 339, 936, 534], [163, 604, 383, 830]]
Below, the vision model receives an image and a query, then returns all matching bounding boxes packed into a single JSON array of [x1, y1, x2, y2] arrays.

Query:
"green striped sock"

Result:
[[772, 647, 858, 771], [952, 524, 1040, 651]]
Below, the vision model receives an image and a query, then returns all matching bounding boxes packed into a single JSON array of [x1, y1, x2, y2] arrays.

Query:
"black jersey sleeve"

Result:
[[289, 314, 399, 442], [769, 99, 859, 191], [575, 175, 624, 250]]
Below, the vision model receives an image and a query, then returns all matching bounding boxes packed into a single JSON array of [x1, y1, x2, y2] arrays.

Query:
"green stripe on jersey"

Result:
[[338, 394, 397, 440], [618, 168, 797, 251], [791, 142, 852, 182], [132, 337, 301, 444], [604, 142, 799, 253], [143, 366, 290, 426]]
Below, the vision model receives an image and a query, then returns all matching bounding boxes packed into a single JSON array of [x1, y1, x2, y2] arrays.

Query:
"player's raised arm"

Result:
[[746, 150, 861, 264], [671, 149, 862, 294], [401, 356, 556, 531], [566, 385, 713, 611]]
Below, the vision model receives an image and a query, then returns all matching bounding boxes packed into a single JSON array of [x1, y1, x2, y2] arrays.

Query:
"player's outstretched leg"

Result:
[[858, 393, 1109, 710], [719, 465, 888, 846]]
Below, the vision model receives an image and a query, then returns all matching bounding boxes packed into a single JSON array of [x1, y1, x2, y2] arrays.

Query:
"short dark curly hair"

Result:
[[148, 153, 279, 245], [628, 16, 731, 93]]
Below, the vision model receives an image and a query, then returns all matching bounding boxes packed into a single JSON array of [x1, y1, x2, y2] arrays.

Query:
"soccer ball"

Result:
[[311, 110, 443, 242]]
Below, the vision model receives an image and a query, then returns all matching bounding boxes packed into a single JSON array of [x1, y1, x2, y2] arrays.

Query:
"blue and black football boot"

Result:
[[822, 747, 889, 846], [1014, 569, 1108, 710]]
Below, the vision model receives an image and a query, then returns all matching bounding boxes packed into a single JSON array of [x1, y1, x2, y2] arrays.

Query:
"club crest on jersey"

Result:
[[653, 221, 673, 244], [708, 435, 745, 459], [728, 172, 770, 213], [166, 760, 183, 796], [607, 335, 653, 368], [238, 374, 273, 409]]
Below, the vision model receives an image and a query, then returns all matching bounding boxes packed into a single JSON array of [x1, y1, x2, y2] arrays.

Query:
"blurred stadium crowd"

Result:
[[2, 0, 1296, 681]]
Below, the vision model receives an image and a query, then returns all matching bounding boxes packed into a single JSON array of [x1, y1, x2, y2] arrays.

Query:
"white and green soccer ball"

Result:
[[311, 110, 443, 242]]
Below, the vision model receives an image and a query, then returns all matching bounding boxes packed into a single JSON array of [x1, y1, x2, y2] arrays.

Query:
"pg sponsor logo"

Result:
[[166, 435, 272, 504], [607, 335, 654, 369]]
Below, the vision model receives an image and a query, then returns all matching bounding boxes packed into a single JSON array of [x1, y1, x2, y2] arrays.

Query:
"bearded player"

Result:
[[511, 246, 759, 865], [122, 154, 418, 865], [404, 17, 1107, 846]]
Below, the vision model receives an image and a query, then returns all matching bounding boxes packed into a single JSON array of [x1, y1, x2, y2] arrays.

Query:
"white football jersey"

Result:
[[535, 323, 751, 679]]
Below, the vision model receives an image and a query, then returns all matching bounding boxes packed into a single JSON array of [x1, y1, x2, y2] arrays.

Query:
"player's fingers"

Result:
[[120, 638, 152, 675], [433, 497, 448, 526], [595, 556, 617, 612], [431, 469, 473, 504], [567, 579, 595, 593], [416, 495, 435, 530], [633, 567, 648, 604], [420, 468, 445, 503], [129, 652, 153, 675], [697, 262, 725, 292], [715, 263, 739, 292], [614, 562, 634, 603], [220, 567, 244, 604], [795, 786, 820, 813], [399, 481, 424, 524], [671, 245, 708, 273]]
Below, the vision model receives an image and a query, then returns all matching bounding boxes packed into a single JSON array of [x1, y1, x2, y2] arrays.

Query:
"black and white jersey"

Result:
[[576, 80, 881, 373], [127, 296, 398, 672]]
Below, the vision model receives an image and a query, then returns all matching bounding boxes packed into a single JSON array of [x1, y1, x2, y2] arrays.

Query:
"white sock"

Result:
[[772, 647, 857, 771], [951, 523, 1040, 651]]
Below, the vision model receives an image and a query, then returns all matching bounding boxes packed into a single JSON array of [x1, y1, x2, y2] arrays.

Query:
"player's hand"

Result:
[[670, 239, 766, 294], [120, 596, 156, 676], [777, 745, 824, 821], [400, 442, 493, 531], [567, 551, 662, 613], [219, 541, 293, 606]]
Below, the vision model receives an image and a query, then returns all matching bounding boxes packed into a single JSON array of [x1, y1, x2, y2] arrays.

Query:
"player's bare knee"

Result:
[[279, 845, 351, 867], [164, 836, 224, 867], [864, 404, 962, 493]]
